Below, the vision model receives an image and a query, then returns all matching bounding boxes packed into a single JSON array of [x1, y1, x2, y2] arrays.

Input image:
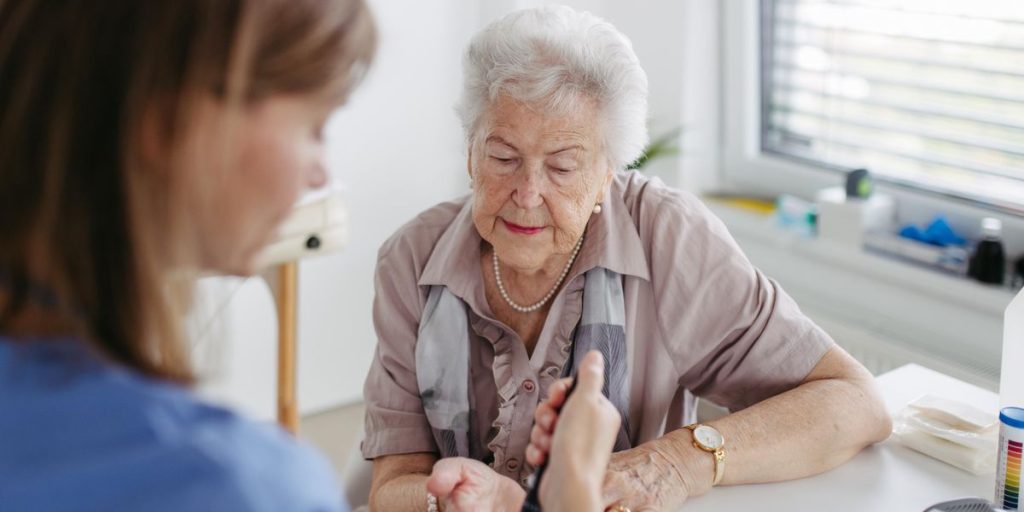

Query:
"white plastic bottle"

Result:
[[1003, 288, 1024, 408]]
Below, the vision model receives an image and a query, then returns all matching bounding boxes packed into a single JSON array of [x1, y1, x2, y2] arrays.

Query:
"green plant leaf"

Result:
[[627, 126, 683, 170]]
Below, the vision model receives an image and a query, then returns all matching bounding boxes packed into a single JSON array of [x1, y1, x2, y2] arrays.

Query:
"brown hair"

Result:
[[0, 0, 375, 383]]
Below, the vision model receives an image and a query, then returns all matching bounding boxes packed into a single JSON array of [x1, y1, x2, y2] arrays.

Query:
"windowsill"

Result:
[[704, 197, 1014, 389], [705, 199, 1016, 317], [716, 0, 1024, 258]]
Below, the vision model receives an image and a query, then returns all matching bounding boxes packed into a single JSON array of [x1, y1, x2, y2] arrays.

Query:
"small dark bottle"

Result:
[[968, 217, 1006, 285]]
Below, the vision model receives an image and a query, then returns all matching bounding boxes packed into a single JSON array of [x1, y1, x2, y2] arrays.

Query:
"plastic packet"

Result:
[[892, 394, 998, 475], [907, 394, 996, 431]]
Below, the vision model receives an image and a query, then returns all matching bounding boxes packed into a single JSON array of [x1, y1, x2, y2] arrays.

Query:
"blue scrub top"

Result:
[[0, 337, 348, 512]]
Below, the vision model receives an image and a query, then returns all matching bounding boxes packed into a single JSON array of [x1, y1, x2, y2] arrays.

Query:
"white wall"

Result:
[[296, 0, 479, 412], [517, 0, 720, 191], [193, 0, 482, 418]]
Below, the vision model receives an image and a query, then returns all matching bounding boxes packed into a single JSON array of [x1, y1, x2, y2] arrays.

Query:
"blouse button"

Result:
[[506, 458, 520, 471], [522, 380, 536, 393], [544, 365, 560, 378]]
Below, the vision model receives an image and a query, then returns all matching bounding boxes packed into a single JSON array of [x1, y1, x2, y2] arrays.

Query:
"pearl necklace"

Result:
[[492, 235, 584, 313]]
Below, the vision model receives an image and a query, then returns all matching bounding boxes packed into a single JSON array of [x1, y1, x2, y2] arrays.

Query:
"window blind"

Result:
[[761, 0, 1024, 211]]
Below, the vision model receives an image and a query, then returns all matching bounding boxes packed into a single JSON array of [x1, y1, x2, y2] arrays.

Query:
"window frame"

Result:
[[712, 0, 1019, 393], [719, 0, 1024, 246]]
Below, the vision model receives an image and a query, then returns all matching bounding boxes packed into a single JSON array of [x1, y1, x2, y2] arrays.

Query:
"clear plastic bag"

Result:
[[892, 394, 999, 475]]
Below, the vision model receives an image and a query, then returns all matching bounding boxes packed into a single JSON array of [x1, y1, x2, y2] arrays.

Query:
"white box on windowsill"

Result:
[[815, 186, 896, 248]]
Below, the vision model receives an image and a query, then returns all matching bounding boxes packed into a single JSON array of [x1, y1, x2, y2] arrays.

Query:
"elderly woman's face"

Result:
[[470, 94, 612, 272]]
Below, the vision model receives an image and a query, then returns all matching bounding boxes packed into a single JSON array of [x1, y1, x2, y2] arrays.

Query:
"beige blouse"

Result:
[[361, 171, 833, 487]]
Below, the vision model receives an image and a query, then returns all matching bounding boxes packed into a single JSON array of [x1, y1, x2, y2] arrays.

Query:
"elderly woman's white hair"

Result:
[[456, 5, 649, 170]]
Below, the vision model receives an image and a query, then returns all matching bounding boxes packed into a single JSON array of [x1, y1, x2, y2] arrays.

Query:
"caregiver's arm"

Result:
[[369, 453, 436, 511], [527, 351, 621, 512], [605, 345, 892, 508]]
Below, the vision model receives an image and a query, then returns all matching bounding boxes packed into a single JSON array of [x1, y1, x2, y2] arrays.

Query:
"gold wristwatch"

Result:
[[684, 423, 726, 486]]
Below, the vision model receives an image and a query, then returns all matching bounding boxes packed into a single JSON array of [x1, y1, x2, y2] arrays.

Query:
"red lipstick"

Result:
[[503, 219, 545, 235]]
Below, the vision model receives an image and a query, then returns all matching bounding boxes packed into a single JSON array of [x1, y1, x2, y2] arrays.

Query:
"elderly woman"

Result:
[[363, 6, 891, 511]]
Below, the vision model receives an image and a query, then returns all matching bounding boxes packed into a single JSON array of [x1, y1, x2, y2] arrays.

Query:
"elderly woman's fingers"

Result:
[[425, 458, 462, 499]]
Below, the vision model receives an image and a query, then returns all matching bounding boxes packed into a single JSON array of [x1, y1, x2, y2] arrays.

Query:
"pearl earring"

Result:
[[593, 203, 603, 214]]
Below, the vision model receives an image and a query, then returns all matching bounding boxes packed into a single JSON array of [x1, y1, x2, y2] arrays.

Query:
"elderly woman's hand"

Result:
[[600, 444, 693, 511], [525, 351, 621, 511], [426, 457, 525, 512]]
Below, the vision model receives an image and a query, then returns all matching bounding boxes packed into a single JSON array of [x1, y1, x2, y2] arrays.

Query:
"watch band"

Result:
[[711, 446, 726, 486], [684, 423, 726, 486]]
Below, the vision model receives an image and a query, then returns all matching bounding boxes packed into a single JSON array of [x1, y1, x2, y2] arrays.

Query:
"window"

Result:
[[760, 0, 1024, 212]]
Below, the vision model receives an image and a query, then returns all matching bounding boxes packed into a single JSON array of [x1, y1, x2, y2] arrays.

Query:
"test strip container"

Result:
[[997, 407, 1024, 510]]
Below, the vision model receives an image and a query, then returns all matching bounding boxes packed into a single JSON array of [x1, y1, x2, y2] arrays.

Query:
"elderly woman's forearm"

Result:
[[369, 453, 437, 511], [369, 474, 433, 511], [659, 374, 890, 498]]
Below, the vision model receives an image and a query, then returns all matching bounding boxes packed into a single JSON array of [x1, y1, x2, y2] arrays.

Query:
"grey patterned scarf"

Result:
[[415, 267, 632, 459]]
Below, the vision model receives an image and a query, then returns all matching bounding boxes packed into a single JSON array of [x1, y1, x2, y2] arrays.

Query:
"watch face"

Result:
[[694, 425, 724, 450]]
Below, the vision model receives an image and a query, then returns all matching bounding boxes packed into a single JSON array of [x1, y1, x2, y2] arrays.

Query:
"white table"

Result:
[[684, 364, 1000, 512]]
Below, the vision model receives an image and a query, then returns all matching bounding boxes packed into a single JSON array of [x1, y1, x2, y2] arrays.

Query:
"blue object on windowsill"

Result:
[[898, 216, 966, 247]]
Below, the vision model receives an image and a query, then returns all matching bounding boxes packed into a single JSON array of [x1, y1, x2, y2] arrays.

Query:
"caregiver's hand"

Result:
[[426, 457, 525, 512], [525, 351, 620, 511]]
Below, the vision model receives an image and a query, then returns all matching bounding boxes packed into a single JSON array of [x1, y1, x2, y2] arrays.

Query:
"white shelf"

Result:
[[706, 200, 1015, 318], [705, 198, 1014, 387]]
